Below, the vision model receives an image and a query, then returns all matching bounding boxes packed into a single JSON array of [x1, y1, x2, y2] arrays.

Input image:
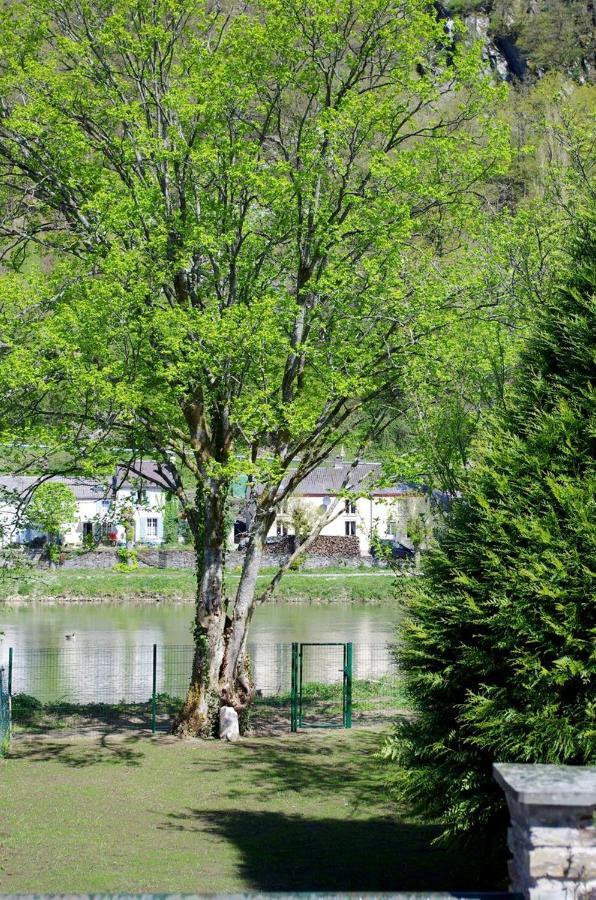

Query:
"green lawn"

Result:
[[2, 566, 396, 603], [0, 729, 499, 893]]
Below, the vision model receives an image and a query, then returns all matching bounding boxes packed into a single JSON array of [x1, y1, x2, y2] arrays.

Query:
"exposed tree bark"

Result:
[[173, 481, 228, 737]]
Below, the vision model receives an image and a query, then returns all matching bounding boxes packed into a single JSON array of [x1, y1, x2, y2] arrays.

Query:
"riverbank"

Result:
[[0, 566, 397, 604]]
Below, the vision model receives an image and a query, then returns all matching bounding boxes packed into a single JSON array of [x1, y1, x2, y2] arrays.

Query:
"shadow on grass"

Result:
[[172, 732, 507, 890], [162, 808, 503, 892], [7, 732, 145, 767], [11, 692, 180, 736], [201, 731, 388, 812]]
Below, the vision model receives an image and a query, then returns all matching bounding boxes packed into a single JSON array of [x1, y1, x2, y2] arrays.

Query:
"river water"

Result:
[[0, 601, 400, 702]]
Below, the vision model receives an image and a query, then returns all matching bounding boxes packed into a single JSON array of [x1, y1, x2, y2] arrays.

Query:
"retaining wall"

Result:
[[8, 546, 387, 570]]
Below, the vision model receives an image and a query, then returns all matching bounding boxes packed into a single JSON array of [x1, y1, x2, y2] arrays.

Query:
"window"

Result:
[[344, 500, 357, 515], [146, 517, 158, 538], [386, 518, 397, 537], [276, 521, 289, 537], [101, 499, 111, 509], [345, 520, 356, 536]]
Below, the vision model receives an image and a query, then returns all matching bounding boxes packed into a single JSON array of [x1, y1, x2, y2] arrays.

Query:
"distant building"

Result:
[[232, 459, 438, 558], [0, 462, 169, 548], [0, 458, 447, 557]]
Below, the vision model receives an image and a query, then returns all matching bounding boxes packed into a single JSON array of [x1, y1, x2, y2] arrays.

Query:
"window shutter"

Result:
[[157, 517, 164, 542], [139, 518, 146, 541]]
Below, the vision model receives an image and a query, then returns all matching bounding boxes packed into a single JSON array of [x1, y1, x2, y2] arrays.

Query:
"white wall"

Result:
[[266, 492, 430, 556], [0, 500, 19, 548], [17, 487, 167, 547]]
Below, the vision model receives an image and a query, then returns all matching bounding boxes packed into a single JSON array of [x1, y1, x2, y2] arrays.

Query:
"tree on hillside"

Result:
[[26, 483, 78, 561], [0, 0, 508, 735], [383, 203, 595, 858]]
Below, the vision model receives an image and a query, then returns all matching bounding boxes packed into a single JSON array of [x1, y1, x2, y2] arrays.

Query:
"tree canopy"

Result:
[[25, 482, 78, 542], [0, 0, 511, 733]]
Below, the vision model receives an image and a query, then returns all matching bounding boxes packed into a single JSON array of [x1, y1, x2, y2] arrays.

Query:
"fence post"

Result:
[[344, 642, 353, 729], [151, 644, 157, 735], [290, 642, 298, 733], [8, 647, 12, 697]]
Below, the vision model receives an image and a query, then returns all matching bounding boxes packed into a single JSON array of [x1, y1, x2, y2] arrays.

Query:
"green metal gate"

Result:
[[0, 665, 10, 755], [290, 642, 352, 732]]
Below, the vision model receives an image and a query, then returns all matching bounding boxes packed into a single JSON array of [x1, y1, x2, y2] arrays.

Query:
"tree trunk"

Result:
[[220, 514, 273, 705], [173, 482, 227, 738], [174, 493, 274, 738]]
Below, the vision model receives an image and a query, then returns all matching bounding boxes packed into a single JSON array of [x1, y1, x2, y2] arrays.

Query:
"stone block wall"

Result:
[[23, 541, 381, 570], [494, 763, 596, 899]]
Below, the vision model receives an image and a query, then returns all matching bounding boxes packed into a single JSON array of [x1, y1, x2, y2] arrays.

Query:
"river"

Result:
[[0, 600, 400, 703]]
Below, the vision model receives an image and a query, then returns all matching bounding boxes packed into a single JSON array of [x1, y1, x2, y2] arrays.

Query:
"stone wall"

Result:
[[60, 549, 119, 569], [494, 763, 596, 899], [32, 544, 382, 570]]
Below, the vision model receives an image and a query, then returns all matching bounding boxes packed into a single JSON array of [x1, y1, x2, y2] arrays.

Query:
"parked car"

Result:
[[370, 539, 414, 560]]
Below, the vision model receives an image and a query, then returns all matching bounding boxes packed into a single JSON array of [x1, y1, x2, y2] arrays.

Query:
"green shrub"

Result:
[[288, 552, 305, 572], [114, 548, 138, 572], [12, 693, 43, 725], [384, 209, 596, 857]]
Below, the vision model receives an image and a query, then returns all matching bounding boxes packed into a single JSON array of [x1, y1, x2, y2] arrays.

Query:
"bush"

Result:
[[384, 208, 596, 858], [114, 548, 138, 572]]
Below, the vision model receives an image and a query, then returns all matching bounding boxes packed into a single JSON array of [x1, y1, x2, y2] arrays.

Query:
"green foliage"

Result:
[[0, 0, 508, 502], [506, 0, 593, 77], [288, 553, 306, 572], [47, 544, 61, 565], [114, 548, 138, 572], [447, 0, 594, 79], [81, 532, 96, 551], [290, 501, 320, 543], [25, 483, 77, 544], [163, 496, 181, 545], [384, 206, 596, 852], [405, 513, 429, 549]]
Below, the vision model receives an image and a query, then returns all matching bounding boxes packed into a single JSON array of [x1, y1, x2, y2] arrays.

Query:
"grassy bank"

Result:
[[0, 729, 499, 893], [0, 566, 396, 603]]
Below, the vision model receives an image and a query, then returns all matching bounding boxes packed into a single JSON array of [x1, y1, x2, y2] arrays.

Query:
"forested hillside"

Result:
[[369, 0, 595, 493]]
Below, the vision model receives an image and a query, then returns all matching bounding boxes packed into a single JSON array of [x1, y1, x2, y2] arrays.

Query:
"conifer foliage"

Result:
[[385, 207, 596, 850]]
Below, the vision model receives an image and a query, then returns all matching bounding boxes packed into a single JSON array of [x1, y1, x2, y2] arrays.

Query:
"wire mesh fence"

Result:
[[7, 642, 403, 738], [0, 665, 10, 753]]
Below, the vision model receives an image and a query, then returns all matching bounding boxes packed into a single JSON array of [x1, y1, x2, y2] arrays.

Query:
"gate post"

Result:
[[290, 642, 298, 732], [8, 647, 12, 697], [344, 642, 353, 729], [151, 644, 157, 734]]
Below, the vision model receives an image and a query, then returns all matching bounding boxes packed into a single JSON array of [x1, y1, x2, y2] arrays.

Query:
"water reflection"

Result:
[[1, 601, 399, 702]]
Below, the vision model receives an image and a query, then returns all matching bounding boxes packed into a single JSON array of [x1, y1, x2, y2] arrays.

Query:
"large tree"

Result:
[[0, 0, 507, 735]]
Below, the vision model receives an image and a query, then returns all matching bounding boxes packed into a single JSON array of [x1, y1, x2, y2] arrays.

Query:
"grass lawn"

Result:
[[2, 566, 396, 603], [0, 730, 500, 893]]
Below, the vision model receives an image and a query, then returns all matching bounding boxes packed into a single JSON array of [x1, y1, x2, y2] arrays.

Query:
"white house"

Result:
[[0, 463, 169, 548], [0, 458, 443, 556], [233, 459, 435, 557]]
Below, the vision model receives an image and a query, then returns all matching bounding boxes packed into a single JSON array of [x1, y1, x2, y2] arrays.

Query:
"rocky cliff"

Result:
[[441, 0, 595, 82]]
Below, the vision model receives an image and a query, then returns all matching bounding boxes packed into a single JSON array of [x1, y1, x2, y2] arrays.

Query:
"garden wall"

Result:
[[13, 539, 384, 570]]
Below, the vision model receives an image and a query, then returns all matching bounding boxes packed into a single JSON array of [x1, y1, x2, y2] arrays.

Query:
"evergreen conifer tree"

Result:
[[385, 205, 596, 859]]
